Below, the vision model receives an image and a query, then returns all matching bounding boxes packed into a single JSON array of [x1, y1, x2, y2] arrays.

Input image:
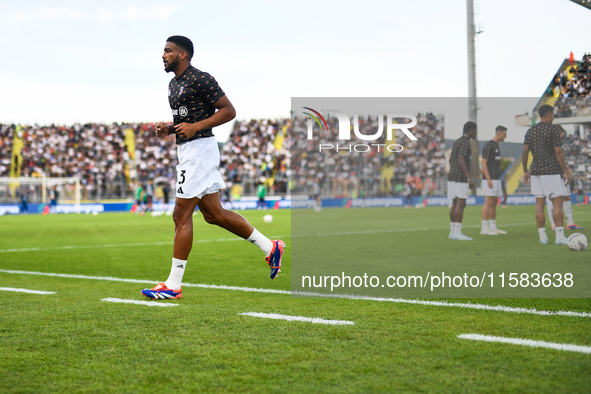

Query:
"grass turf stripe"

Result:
[[2, 217, 589, 254], [239, 312, 354, 325], [0, 287, 55, 295], [458, 334, 591, 354], [101, 298, 178, 307], [1, 269, 590, 318]]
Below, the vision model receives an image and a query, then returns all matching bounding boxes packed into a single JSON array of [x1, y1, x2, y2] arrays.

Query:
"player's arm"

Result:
[[458, 154, 473, 188], [175, 95, 236, 139], [522, 144, 530, 185], [155, 123, 174, 137], [481, 155, 493, 188], [554, 146, 569, 183]]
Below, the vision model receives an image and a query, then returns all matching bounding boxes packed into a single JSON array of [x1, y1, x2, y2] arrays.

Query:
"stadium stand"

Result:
[[0, 120, 290, 203], [291, 113, 447, 198], [219, 118, 290, 198], [510, 52, 591, 195]]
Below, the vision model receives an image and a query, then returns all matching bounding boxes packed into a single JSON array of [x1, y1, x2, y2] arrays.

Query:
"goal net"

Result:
[[0, 176, 81, 207]]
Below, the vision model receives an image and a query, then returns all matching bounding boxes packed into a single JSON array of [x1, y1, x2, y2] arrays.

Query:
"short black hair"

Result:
[[166, 35, 194, 59], [538, 104, 554, 118], [463, 121, 477, 135], [495, 125, 507, 133]]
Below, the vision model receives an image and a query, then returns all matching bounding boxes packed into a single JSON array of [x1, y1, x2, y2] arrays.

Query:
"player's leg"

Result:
[[488, 181, 506, 234], [198, 192, 284, 279], [140, 196, 198, 299], [173, 197, 200, 260], [449, 198, 457, 239], [453, 198, 472, 240], [481, 196, 492, 234], [448, 182, 458, 239], [535, 197, 548, 244], [546, 197, 556, 230], [563, 195, 581, 229], [198, 192, 256, 239], [550, 196, 567, 243], [481, 196, 494, 234]]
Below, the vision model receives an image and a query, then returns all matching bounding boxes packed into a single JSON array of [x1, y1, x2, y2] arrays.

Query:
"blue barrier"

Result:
[[1, 194, 589, 215]]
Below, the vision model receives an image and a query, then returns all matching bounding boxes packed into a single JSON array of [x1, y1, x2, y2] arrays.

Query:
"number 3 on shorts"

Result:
[[178, 170, 186, 185]]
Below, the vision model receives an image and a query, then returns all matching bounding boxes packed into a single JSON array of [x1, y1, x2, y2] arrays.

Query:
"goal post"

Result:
[[0, 176, 81, 211]]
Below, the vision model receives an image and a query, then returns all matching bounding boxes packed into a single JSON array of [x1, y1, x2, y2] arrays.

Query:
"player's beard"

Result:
[[164, 55, 180, 73]]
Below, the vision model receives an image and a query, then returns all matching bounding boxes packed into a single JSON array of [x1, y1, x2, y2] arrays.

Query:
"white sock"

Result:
[[247, 228, 273, 255], [481, 220, 488, 232], [563, 201, 574, 226], [546, 199, 555, 227], [556, 226, 565, 239], [450, 222, 456, 235], [538, 228, 547, 240], [489, 219, 497, 230], [165, 258, 187, 290], [455, 222, 462, 234]]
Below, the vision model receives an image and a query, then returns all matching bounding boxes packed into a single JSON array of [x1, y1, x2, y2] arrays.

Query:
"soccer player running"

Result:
[[142, 36, 284, 299], [448, 121, 477, 240], [480, 126, 508, 235], [522, 104, 569, 245]]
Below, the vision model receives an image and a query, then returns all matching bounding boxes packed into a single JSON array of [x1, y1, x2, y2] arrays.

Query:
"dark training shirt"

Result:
[[448, 135, 472, 183], [168, 66, 225, 145], [523, 122, 562, 176], [481, 140, 502, 180]]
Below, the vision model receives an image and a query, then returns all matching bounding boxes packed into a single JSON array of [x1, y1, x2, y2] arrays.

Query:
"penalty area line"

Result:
[[0, 287, 55, 295], [458, 334, 591, 354], [239, 312, 354, 325], [101, 298, 178, 307], [1, 269, 590, 318]]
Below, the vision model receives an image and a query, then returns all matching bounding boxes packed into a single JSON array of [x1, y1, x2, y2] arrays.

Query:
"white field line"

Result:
[[1, 269, 590, 318], [458, 334, 591, 354], [0, 287, 55, 295], [0, 238, 244, 254], [239, 312, 354, 325], [101, 298, 178, 307]]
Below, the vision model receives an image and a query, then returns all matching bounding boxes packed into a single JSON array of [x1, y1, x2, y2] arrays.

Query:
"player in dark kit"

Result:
[[447, 121, 477, 240], [522, 104, 569, 245], [141, 36, 284, 299], [480, 126, 508, 235]]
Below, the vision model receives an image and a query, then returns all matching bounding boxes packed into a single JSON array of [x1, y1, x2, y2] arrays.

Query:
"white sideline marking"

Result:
[[0, 238, 244, 254], [101, 298, 178, 307], [458, 334, 591, 354], [1, 269, 590, 318], [0, 287, 55, 295], [239, 312, 354, 325]]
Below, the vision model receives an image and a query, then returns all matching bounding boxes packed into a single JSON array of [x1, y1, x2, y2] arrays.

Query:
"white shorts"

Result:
[[530, 175, 564, 199], [176, 137, 226, 199], [447, 181, 469, 200], [562, 181, 571, 196], [482, 179, 502, 197]]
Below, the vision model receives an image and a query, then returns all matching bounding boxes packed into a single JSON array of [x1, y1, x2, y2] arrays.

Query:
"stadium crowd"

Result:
[[0, 122, 178, 199], [290, 113, 446, 198], [219, 118, 290, 197], [0, 119, 291, 201], [549, 53, 591, 99]]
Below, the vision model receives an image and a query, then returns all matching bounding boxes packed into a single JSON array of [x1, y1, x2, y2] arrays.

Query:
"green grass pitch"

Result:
[[0, 206, 590, 393]]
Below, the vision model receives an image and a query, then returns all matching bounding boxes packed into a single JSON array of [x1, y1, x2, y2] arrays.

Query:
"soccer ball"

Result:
[[567, 233, 588, 251], [263, 214, 273, 223]]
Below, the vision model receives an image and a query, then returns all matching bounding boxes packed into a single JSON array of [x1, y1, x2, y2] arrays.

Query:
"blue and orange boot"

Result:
[[265, 240, 285, 279], [141, 282, 182, 299]]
